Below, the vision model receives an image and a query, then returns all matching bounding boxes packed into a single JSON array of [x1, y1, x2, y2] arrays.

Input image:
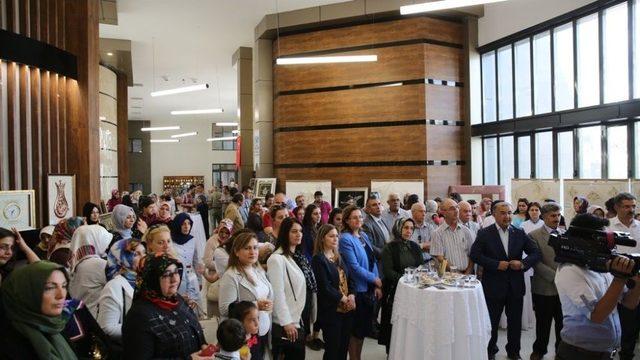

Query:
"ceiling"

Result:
[[99, 0, 351, 125]]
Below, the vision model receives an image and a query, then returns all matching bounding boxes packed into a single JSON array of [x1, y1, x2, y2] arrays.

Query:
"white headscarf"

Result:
[[112, 204, 136, 239], [69, 224, 112, 271]]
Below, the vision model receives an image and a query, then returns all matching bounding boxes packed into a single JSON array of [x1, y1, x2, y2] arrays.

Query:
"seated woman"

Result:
[[47, 217, 85, 266], [379, 218, 423, 353], [0, 261, 77, 359], [122, 253, 210, 359], [98, 237, 146, 339], [0, 227, 40, 285], [83, 201, 105, 228]]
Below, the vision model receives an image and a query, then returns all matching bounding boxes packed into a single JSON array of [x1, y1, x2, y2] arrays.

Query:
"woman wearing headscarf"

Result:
[[110, 204, 137, 246], [47, 217, 85, 264], [203, 219, 234, 317], [573, 196, 590, 216], [122, 253, 209, 359], [34, 225, 55, 260], [157, 201, 173, 224], [107, 189, 121, 212], [0, 227, 41, 285], [379, 217, 423, 353], [0, 261, 78, 359], [170, 212, 202, 304], [82, 201, 103, 227], [68, 224, 113, 318], [587, 204, 606, 218], [98, 238, 146, 339]]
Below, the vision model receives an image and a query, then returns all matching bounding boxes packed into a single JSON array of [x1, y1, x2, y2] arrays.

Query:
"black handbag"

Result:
[[271, 264, 306, 351]]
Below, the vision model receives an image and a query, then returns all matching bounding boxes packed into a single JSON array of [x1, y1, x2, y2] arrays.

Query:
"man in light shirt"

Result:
[[362, 197, 390, 259], [459, 200, 480, 238], [608, 192, 640, 360], [381, 193, 411, 231], [431, 199, 474, 274]]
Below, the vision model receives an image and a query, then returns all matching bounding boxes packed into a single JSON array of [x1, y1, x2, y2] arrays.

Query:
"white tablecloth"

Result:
[[389, 277, 491, 360]]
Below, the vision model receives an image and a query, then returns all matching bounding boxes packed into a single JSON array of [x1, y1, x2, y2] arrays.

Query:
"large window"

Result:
[[603, 3, 629, 103], [514, 39, 532, 117], [557, 131, 574, 179], [484, 138, 498, 185], [578, 126, 602, 178], [535, 131, 554, 178], [211, 125, 237, 150], [533, 31, 552, 114], [577, 14, 600, 107], [212, 164, 238, 187], [499, 136, 514, 185], [607, 125, 628, 179], [497, 46, 514, 120], [553, 23, 575, 111], [517, 136, 531, 179], [482, 52, 497, 123]]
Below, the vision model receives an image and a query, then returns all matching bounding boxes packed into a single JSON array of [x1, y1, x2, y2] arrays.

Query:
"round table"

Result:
[[389, 277, 491, 360]]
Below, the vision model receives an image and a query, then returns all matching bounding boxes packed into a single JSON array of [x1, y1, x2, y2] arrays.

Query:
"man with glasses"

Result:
[[382, 193, 411, 231], [431, 199, 475, 274]]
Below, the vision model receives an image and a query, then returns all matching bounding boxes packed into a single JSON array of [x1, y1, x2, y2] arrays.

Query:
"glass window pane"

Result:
[[554, 23, 575, 111], [535, 131, 554, 179], [635, 0, 640, 98], [577, 14, 600, 107], [603, 3, 629, 103], [497, 46, 513, 120], [518, 136, 531, 179], [484, 138, 498, 185], [515, 39, 532, 117], [607, 126, 628, 179], [558, 131, 574, 179], [499, 136, 514, 185], [578, 126, 602, 178], [533, 31, 552, 114], [482, 52, 497, 123]]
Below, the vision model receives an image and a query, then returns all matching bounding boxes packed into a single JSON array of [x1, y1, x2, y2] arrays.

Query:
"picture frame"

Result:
[[285, 180, 332, 207], [0, 190, 36, 230], [47, 174, 76, 225], [255, 178, 277, 199], [334, 187, 368, 208]]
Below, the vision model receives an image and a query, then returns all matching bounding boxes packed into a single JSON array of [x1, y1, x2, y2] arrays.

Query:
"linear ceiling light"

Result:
[[150, 83, 209, 97], [170, 108, 224, 115], [215, 122, 239, 127], [400, 0, 508, 14], [206, 136, 237, 142], [171, 132, 198, 138], [141, 126, 180, 131], [276, 55, 377, 65], [99, 116, 107, 120], [150, 139, 180, 143]]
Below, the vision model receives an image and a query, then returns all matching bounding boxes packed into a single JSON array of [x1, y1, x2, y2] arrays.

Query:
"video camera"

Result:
[[548, 226, 640, 276]]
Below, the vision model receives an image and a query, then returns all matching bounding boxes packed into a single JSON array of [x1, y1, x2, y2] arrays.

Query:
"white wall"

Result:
[[478, 0, 595, 46], [149, 118, 235, 194]]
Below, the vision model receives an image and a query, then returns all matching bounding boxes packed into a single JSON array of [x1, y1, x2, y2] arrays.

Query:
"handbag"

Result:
[[271, 263, 305, 351], [206, 280, 220, 302]]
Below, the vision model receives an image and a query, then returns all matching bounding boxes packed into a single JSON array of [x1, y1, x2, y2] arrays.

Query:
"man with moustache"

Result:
[[459, 200, 481, 238]]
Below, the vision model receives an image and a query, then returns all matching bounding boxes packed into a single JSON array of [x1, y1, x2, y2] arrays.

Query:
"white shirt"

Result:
[[495, 223, 509, 254], [96, 275, 134, 339], [430, 222, 474, 269], [482, 215, 496, 228], [213, 247, 230, 275], [608, 217, 640, 253], [246, 267, 272, 336], [267, 250, 306, 327], [69, 257, 107, 318], [382, 208, 411, 232], [544, 225, 564, 235], [522, 219, 544, 235]]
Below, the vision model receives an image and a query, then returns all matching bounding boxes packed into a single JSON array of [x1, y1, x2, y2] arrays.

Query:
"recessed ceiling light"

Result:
[[171, 132, 198, 138], [99, 116, 107, 120], [215, 122, 239, 127], [206, 136, 237, 142], [107, 52, 114, 56], [170, 108, 224, 115], [276, 55, 377, 65], [150, 139, 179, 143], [150, 84, 209, 97], [400, 0, 508, 15], [141, 126, 180, 131]]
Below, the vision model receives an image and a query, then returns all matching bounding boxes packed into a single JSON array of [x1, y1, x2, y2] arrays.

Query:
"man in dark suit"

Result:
[[470, 201, 541, 360], [362, 197, 391, 260]]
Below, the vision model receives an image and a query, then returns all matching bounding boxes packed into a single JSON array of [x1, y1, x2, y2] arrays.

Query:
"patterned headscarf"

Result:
[[574, 196, 590, 215], [111, 188, 119, 199], [112, 204, 136, 240], [170, 213, 193, 245], [392, 217, 415, 242], [136, 252, 183, 310], [69, 225, 112, 272], [216, 218, 234, 235], [106, 238, 143, 288], [47, 217, 85, 258]]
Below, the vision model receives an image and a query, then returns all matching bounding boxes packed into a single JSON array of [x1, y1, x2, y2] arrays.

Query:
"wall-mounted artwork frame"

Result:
[[48, 174, 76, 225], [255, 178, 277, 199], [334, 187, 368, 208], [0, 190, 36, 230]]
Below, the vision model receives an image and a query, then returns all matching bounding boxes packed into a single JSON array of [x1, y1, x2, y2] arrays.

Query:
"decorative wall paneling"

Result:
[[273, 16, 467, 198]]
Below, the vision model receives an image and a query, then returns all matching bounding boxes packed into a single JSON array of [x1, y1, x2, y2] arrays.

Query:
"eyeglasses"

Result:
[[160, 269, 182, 279], [0, 244, 14, 252]]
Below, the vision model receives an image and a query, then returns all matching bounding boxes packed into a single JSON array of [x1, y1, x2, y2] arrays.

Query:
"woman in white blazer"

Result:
[[267, 217, 307, 360], [219, 230, 274, 360]]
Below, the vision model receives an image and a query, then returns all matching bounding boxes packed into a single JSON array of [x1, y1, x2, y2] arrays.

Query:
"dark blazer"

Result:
[[311, 253, 355, 328], [362, 213, 390, 259], [470, 224, 541, 298]]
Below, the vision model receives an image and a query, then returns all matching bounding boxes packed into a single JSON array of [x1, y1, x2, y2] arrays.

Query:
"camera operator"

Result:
[[555, 214, 640, 360], [607, 192, 640, 360]]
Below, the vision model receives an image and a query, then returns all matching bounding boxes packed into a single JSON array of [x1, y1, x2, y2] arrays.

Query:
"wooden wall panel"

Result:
[[29, 0, 39, 40], [7, 62, 16, 189], [426, 165, 463, 198], [275, 84, 425, 128], [19, 65, 29, 188], [274, 17, 464, 57], [424, 44, 463, 81], [30, 68, 42, 226], [425, 85, 463, 121], [275, 125, 426, 164], [41, 71, 50, 173], [425, 126, 463, 160], [39, 0, 48, 42], [275, 44, 426, 92], [50, 73, 59, 173]]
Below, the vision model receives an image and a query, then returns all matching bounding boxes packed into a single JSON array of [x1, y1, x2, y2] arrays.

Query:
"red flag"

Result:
[[235, 136, 241, 170]]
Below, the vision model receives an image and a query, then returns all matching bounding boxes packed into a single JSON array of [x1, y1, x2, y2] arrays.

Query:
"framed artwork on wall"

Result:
[[334, 187, 368, 208], [0, 190, 36, 230], [255, 178, 277, 199], [47, 174, 76, 225]]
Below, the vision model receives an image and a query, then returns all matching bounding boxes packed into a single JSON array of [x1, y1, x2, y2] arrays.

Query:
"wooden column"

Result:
[[117, 71, 129, 191]]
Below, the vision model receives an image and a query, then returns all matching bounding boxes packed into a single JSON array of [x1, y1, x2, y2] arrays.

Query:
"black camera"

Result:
[[548, 226, 640, 276]]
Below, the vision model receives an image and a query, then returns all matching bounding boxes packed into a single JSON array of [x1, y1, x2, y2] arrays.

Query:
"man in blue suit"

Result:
[[470, 201, 541, 360]]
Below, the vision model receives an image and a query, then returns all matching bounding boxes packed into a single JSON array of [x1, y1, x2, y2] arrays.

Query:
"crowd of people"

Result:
[[1, 183, 640, 360]]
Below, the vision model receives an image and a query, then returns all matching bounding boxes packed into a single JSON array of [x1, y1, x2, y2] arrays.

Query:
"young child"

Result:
[[214, 319, 247, 360], [228, 301, 260, 359]]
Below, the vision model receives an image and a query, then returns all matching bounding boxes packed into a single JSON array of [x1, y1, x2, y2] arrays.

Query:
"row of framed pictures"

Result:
[[0, 174, 76, 230]]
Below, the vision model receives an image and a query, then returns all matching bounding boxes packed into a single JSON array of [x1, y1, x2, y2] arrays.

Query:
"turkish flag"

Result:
[[235, 136, 241, 170]]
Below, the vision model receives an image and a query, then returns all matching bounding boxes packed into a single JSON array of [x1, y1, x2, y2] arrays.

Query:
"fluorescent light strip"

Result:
[[141, 126, 180, 132], [99, 116, 107, 120], [150, 83, 209, 97], [206, 136, 237, 142], [171, 108, 224, 115], [215, 122, 239, 127], [171, 132, 198, 138], [401, 0, 508, 14], [276, 55, 377, 65], [150, 139, 179, 143]]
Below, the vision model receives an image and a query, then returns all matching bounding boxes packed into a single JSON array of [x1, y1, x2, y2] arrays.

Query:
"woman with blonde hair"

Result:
[[143, 224, 173, 255]]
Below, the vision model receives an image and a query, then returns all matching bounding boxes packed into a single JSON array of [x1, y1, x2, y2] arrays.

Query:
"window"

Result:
[[607, 125, 628, 179], [514, 39, 532, 117], [499, 136, 514, 185], [128, 139, 142, 153], [497, 46, 513, 120], [482, 52, 497, 123], [557, 131, 574, 179], [636, 122, 640, 176], [483, 138, 498, 185], [535, 131, 554, 178], [603, 3, 629, 103], [578, 126, 602, 178], [577, 14, 600, 107], [533, 31, 552, 114], [517, 136, 531, 179], [129, 183, 144, 192], [212, 164, 238, 187], [635, 0, 640, 98], [554, 23, 575, 111], [211, 125, 237, 150]]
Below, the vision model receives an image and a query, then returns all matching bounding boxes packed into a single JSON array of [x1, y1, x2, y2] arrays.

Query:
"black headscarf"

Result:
[[136, 253, 183, 307], [170, 213, 194, 245], [82, 202, 101, 225]]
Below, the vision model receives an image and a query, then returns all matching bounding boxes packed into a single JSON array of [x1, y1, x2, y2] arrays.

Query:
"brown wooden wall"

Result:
[[273, 17, 467, 198], [0, 0, 100, 227]]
